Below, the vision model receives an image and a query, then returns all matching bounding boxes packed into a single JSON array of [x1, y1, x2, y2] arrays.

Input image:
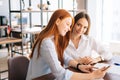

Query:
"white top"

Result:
[[26, 36, 73, 80], [64, 35, 112, 65]]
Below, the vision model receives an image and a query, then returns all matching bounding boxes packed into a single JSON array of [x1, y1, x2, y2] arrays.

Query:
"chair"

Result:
[[8, 56, 29, 80], [8, 56, 55, 80]]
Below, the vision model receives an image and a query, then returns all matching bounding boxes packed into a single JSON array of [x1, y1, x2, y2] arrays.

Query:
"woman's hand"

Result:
[[78, 56, 101, 65], [78, 64, 93, 73], [78, 56, 93, 65], [91, 66, 109, 79]]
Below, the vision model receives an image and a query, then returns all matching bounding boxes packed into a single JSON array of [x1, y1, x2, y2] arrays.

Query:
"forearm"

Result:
[[70, 72, 93, 80], [68, 59, 78, 68]]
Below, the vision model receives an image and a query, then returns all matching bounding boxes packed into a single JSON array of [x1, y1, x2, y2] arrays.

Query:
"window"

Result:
[[102, 0, 120, 42], [87, 0, 120, 43]]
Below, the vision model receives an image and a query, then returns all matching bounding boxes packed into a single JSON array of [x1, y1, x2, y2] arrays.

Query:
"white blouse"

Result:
[[26, 36, 73, 80], [64, 35, 112, 65]]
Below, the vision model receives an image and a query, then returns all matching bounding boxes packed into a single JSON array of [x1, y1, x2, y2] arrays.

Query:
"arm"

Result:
[[90, 37, 112, 61], [41, 38, 73, 80], [70, 66, 108, 80], [65, 58, 107, 80], [64, 52, 96, 73]]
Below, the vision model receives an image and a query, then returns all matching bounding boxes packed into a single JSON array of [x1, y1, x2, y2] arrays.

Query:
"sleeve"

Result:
[[63, 51, 74, 68], [90, 37, 112, 61], [40, 38, 73, 80]]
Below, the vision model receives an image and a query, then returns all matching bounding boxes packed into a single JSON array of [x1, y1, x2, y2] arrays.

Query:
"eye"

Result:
[[77, 23, 82, 27], [84, 26, 88, 29]]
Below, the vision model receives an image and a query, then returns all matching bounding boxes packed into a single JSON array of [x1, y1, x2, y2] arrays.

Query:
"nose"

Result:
[[79, 26, 84, 31]]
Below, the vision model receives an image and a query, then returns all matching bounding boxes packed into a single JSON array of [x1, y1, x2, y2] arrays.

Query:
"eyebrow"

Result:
[[77, 22, 88, 28]]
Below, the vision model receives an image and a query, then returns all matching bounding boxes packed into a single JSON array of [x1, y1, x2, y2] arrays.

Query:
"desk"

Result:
[[0, 37, 22, 57], [0, 26, 8, 29], [0, 37, 22, 44]]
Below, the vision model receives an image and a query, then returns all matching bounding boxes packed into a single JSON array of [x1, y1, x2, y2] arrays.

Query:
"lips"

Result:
[[76, 30, 81, 34]]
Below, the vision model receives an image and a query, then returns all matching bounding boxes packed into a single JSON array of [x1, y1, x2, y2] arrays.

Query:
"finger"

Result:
[[82, 69, 91, 73], [102, 66, 110, 71], [87, 57, 92, 60], [85, 57, 93, 62], [90, 62, 96, 65], [86, 57, 93, 61], [87, 60, 93, 64], [100, 66, 109, 71]]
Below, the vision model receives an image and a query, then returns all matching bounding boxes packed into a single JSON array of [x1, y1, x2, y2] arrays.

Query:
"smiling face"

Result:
[[56, 17, 72, 36], [73, 18, 88, 36]]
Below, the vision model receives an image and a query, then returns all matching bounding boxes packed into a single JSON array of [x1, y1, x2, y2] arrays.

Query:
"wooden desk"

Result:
[[0, 26, 8, 29], [0, 37, 22, 44]]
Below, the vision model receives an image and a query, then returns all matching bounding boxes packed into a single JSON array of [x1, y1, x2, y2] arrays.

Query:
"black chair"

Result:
[[8, 56, 29, 80]]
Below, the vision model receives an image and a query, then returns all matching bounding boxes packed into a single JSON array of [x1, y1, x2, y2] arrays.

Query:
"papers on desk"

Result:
[[94, 63, 120, 75]]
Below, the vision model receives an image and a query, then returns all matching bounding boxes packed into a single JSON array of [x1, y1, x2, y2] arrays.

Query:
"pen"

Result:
[[114, 63, 120, 66]]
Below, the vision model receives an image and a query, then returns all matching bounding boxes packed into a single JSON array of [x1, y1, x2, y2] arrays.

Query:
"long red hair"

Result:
[[29, 9, 74, 66]]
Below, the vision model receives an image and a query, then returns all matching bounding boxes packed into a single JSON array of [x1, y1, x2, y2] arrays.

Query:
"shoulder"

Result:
[[41, 36, 54, 47], [42, 36, 54, 44]]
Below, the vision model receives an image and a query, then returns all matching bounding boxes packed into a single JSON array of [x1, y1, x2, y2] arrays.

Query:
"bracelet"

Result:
[[76, 63, 81, 70], [100, 56, 104, 61]]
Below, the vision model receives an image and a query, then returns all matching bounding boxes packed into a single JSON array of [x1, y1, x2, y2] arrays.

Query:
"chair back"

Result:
[[8, 56, 29, 80]]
